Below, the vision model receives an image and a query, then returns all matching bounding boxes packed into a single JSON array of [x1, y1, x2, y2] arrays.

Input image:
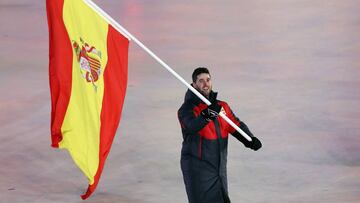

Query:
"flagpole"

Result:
[[83, 0, 252, 141]]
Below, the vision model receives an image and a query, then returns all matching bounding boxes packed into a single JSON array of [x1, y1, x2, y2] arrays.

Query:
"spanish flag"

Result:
[[46, 0, 129, 199]]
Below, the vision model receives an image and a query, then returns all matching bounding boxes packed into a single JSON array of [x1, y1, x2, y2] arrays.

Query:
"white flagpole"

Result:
[[83, 0, 252, 141]]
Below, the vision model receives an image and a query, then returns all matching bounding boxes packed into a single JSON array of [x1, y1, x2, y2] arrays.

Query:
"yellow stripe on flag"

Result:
[[60, 0, 109, 185]]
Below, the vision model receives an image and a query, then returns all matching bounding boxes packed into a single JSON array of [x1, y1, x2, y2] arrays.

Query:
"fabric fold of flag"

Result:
[[46, 0, 129, 199]]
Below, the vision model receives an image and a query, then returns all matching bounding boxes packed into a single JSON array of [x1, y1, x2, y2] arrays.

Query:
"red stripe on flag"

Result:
[[81, 25, 129, 200], [46, 0, 73, 148]]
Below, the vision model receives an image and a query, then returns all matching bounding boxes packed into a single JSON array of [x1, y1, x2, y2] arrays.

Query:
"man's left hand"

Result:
[[248, 137, 262, 151]]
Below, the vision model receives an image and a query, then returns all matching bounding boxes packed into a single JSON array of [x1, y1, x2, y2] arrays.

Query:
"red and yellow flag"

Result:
[[46, 0, 129, 199]]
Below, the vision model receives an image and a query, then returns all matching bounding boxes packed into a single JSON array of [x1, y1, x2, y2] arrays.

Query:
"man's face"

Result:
[[193, 73, 212, 98]]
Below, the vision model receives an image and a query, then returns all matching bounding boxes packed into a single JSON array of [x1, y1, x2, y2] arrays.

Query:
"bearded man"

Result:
[[178, 67, 262, 203]]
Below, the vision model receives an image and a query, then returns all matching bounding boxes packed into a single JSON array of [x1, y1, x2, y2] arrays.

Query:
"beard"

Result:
[[197, 87, 211, 98]]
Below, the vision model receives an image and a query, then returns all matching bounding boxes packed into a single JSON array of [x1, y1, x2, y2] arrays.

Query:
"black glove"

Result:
[[201, 103, 222, 121], [201, 91, 222, 121], [235, 134, 262, 151], [246, 136, 262, 151], [233, 122, 262, 151]]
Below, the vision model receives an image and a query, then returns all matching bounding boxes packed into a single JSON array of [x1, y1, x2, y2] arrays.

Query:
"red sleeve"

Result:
[[219, 101, 241, 134]]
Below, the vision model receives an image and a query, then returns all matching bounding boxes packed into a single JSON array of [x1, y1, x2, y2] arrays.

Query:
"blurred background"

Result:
[[0, 0, 359, 202]]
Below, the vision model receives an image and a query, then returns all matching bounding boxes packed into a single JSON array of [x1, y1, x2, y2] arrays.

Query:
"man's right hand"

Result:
[[201, 102, 222, 121]]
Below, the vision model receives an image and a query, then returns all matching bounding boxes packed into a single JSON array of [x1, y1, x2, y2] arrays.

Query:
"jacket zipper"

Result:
[[198, 136, 202, 159]]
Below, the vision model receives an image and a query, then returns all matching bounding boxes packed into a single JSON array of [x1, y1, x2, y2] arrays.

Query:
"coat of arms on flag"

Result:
[[73, 38, 102, 90]]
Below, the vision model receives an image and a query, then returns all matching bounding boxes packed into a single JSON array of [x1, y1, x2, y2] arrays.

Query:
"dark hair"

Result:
[[192, 67, 210, 83]]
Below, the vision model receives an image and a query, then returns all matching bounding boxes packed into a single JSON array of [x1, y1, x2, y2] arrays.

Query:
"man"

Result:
[[178, 67, 262, 203]]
